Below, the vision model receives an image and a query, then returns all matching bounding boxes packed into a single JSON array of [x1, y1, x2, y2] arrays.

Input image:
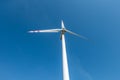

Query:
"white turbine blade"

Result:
[[61, 20, 65, 29], [66, 29, 88, 40], [28, 29, 61, 33]]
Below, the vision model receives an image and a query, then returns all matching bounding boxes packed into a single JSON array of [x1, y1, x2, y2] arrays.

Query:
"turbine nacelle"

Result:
[[61, 29, 66, 34]]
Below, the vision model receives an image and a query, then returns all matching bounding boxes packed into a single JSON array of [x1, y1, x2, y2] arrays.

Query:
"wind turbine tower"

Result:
[[28, 20, 87, 80]]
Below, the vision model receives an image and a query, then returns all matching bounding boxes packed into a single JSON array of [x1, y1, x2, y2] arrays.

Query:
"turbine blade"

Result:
[[66, 29, 88, 40], [61, 20, 65, 29], [28, 29, 61, 33]]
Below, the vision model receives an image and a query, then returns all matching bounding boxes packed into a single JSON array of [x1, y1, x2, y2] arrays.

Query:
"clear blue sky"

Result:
[[0, 0, 120, 80]]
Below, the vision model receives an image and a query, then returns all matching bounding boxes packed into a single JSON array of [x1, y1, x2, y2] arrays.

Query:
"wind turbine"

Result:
[[28, 20, 87, 80]]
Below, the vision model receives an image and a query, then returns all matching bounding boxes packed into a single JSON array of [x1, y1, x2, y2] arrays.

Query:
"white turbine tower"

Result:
[[28, 20, 87, 80]]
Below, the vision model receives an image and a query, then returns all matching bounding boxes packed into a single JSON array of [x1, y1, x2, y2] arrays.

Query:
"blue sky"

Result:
[[0, 0, 120, 80]]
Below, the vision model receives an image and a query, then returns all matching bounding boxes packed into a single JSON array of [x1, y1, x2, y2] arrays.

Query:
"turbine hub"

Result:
[[61, 28, 66, 34]]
